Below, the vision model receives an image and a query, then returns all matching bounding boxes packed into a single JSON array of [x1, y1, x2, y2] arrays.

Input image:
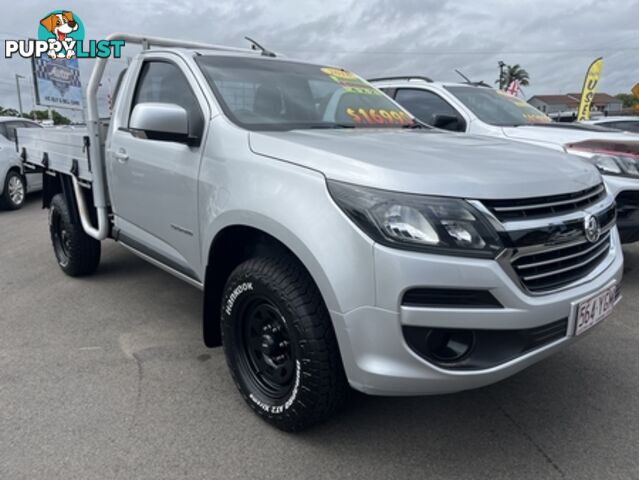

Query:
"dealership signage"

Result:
[[31, 54, 83, 110], [4, 10, 127, 111], [577, 57, 603, 121], [4, 10, 124, 59]]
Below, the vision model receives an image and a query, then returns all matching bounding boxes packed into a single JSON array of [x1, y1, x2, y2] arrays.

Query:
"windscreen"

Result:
[[445, 86, 551, 126], [196, 56, 414, 130]]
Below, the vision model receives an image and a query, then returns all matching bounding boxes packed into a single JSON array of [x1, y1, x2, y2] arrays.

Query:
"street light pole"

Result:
[[498, 61, 505, 90], [15, 74, 24, 118]]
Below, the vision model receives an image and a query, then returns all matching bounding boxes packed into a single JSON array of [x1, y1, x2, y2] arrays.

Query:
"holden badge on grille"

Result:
[[584, 214, 601, 243]]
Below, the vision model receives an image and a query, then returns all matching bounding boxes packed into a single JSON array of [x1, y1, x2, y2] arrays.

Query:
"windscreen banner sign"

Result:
[[31, 54, 83, 110]]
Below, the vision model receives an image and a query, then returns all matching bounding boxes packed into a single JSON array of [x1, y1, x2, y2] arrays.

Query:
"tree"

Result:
[[616, 93, 638, 108], [497, 64, 530, 89], [51, 110, 71, 125], [0, 106, 71, 125], [28, 110, 51, 121], [0, 107, 19, 117]]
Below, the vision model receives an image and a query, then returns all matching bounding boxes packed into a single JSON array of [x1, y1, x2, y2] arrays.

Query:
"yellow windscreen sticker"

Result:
[[321, 67, 380, 96]]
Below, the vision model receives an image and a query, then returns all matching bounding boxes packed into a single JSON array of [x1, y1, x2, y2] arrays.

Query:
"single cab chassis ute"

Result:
[[18, 34, 623, 431]]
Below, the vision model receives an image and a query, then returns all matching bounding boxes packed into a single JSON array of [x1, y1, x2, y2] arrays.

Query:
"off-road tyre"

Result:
[[221, 255, 348, 431], [49, 193, 101, 276]]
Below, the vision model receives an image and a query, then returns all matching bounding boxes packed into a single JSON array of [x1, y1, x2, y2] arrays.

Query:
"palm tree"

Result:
[[497, 64, 530, 89], [0, 107, 20, 117]]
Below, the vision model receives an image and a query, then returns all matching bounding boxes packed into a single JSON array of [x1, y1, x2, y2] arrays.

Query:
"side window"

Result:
[[111, 67, 128, 111], [604, 121, 639, 133], [131, 61, 204, 139], [620, 122, 639, 133], [3, 121, 22, 142], [395, 89, 465, 131]]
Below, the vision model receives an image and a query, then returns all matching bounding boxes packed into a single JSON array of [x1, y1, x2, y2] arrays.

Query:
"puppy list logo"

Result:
[[4, 10, 125, 59]]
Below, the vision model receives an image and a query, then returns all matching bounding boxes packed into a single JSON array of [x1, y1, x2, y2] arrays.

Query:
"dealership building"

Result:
[[528, 93, 623, 116]]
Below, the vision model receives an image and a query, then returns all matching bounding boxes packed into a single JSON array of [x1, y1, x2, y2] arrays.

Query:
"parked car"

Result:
[[371, 77, 639, 243], [0, 117, 43, 210], [18, 35, 623, 431], [582, 116, 639, 133]]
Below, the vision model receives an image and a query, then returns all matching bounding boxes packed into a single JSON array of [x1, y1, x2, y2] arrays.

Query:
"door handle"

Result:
[[114, 149, 129, 163]]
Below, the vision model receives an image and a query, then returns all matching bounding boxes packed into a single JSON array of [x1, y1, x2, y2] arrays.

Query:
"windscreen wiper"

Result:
[[402, 119, 431, 129]]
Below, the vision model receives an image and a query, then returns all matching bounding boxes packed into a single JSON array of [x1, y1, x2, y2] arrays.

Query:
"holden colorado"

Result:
[[16, 34, 623, 431]]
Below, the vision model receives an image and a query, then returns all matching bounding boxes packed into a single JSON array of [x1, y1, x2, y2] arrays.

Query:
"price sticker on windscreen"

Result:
[[320, 67, 380, 96], [320, 67, 415, 126]]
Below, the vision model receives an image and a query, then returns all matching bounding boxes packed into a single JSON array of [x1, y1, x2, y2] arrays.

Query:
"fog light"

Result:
[[425, 330, 475, 363]]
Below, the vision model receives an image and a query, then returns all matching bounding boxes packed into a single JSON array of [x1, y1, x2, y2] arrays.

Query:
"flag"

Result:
[[577, 57, 603, 121], [505, 80, 520, 96]]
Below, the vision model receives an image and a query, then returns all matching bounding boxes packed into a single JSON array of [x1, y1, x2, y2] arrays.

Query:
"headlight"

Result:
[[566, 147, 639, 178], [327, 180, 503, 258]]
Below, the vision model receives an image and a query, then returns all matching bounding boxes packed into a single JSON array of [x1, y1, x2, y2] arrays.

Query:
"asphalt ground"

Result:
[[1, 195, 638, 480]]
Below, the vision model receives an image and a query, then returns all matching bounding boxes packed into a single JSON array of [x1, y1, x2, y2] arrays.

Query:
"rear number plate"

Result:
[[573, 285, 616, 336]]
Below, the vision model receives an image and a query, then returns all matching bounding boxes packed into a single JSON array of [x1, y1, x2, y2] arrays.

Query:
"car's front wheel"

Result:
[[1, 171, 26, 210], [221, 255, 348, 431]]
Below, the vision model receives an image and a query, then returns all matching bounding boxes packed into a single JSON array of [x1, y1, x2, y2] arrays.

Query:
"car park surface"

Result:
[[2, 197, 638, 480]]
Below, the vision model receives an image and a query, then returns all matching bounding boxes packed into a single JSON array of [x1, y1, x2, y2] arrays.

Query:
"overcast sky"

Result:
[[1, 0, 637, 119]]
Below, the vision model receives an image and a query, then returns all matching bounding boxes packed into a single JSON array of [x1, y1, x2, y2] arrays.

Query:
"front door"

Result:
[[107, 59, 207, 281]]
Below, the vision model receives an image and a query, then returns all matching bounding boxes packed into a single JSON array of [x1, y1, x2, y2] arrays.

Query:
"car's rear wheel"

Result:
[[1, 171, 26, 210], [49, 194, 101, 276], [221, 255, 348, 431]]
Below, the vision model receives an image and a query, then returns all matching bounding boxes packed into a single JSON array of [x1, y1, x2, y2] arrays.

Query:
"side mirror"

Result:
[[129, 103, 198, 145], [432, 114, 464, 132]]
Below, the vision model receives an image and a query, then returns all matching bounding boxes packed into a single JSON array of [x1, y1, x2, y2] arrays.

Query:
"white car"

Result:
[[370, 77, 639, 243], [0, 117, 43, 210], [582, 116, 639, 134]]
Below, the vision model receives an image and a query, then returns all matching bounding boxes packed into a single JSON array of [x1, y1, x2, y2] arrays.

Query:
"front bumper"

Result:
[[330, 228, 624, 396], [604, 175, 639, 243]]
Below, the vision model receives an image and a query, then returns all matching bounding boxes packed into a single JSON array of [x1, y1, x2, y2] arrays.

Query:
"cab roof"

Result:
[[367, 77, 488, 89]]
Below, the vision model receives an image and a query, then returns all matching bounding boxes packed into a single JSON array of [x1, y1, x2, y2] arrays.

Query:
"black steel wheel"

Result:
[[236, 297, 296, 400], [221, 255, 348, 431], [51, 206, 72, 267]]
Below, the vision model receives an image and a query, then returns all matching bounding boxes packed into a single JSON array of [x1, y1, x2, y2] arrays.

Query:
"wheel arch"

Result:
[[203, 221, 339, 348], [1, 165, 23, 193], [41, 173, 82, 225]]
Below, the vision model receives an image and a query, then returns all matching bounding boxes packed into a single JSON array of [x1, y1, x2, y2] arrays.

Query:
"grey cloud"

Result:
[[1, 0, 638, 119]]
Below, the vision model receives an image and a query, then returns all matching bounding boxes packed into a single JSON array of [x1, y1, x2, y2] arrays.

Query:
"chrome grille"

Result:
[[512, 231, 611, 293], [483, 184, 606, 221]]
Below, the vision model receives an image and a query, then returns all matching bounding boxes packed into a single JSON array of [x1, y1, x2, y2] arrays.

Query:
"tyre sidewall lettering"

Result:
[[224, 282, 253, 316], [248, 359, 301, 414]]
